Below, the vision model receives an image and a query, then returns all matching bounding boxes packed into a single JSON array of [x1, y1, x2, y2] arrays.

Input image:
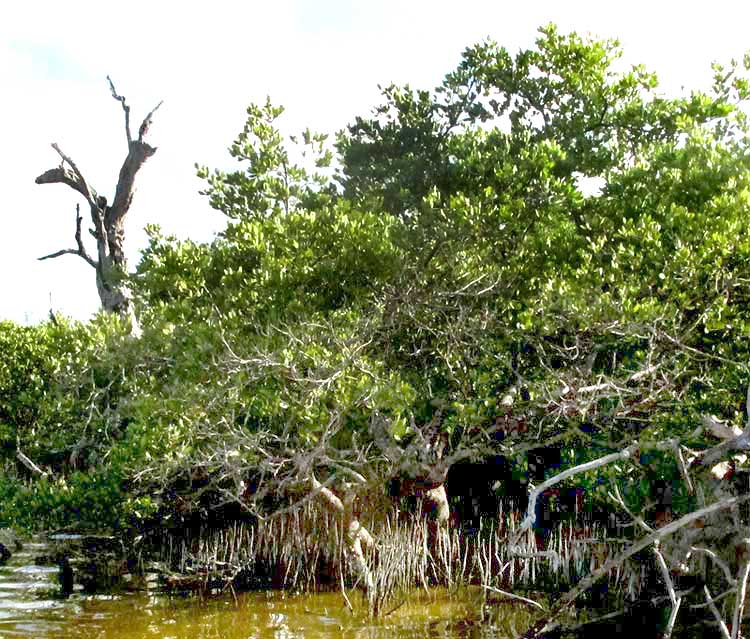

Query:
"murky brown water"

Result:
[[0, 541, 530, 639]]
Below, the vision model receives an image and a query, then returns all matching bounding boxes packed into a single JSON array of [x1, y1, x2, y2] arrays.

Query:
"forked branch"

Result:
[[106, 76, 163, 146], [38, 203, 97, 268]]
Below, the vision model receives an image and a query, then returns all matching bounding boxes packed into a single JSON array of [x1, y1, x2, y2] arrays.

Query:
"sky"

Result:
[[2, 0, 749, 324]]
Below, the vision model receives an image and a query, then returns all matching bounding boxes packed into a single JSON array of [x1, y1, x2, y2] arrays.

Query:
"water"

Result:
[[0, 541, 524, 639]]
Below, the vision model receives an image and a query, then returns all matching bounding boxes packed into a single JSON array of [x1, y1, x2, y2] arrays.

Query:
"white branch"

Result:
[[691, 547, 736, 586], [732, 550, 750, 639], [482, 585, 545, 611], [511, 444, 637, 549], [16, 450, 48, 477], [524, 493, 750, 639], [107, 75, 132, 145], [704, 585, 732, 639]]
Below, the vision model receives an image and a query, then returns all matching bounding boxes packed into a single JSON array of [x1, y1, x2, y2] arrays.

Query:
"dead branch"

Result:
[[108, 134, 158, 230], [35, 142, 99, 211], [522, 493, 750, 639], [138, 99, 163, 142], [654, 541, 681, 639], [704, 415, 744, 441], [16, 450, 48, 477], [510, 443, 639, 551], [38, 203, 97, 268], [732, 540, 750, 639], [51, 143, 97, 208], [482, 585, 545, 611], [35, 166, 90, 200], [696, 416, 750, 469], [608, 483, 654, 533], [704, 585, 732, 639], [107, 75, 132, 145], [690, 546, 736, 586]]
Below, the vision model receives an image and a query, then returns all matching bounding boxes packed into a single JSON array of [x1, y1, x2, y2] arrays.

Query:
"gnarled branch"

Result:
[[48, 143, 97, 209], [35, 142, 99, 210]]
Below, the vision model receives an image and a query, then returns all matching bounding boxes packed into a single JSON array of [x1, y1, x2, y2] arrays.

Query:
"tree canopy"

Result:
[[6, 24, 750, 632]]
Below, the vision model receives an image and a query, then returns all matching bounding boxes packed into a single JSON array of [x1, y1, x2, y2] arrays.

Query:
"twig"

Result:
[[691, 587, 736, 609], [482, 585, 545, 611], [690, 547, 736, 586]]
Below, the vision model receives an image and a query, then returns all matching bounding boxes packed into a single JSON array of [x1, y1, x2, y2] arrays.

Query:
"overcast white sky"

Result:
[[2, 0, 749, 324]]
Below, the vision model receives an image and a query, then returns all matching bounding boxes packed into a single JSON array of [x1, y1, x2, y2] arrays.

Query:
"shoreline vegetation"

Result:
[[4, 24, 750, 637]]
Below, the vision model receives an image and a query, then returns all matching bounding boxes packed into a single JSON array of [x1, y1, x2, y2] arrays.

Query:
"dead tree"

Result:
[[36, 77, 162, 335]]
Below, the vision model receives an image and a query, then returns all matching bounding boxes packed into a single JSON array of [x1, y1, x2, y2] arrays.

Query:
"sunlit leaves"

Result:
[[196, 98, 336, 220]]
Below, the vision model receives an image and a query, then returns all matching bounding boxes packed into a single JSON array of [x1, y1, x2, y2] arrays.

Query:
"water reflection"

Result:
[[0, 541, 521, 639]]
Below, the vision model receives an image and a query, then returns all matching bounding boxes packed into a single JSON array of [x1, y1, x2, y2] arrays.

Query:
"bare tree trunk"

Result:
[[424, 484, 450, 526], [36, 77, 162, 336]]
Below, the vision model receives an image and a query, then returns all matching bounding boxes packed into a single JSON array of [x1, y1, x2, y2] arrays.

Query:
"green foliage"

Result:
[[143, 27, 750, 522], [6, 25, 750, 537], [0, 471, 125, 531], [196, 98, 335, 220], [136, 203, 399, 329]]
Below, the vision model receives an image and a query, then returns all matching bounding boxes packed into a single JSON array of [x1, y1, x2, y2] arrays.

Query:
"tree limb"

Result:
[[138, 100, 163, 142], [108, 119, 160, 227], [35, 166, 90, 200], [523, 493, 750, 638], [704, 585, 732, 639], [16, 450, 48, 477], [695, 415, 750, 469], [45, 143, 97, 209], [107, 75, 132, 145], [510, 443, 638, 550], [38, 204, 97, 268]]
